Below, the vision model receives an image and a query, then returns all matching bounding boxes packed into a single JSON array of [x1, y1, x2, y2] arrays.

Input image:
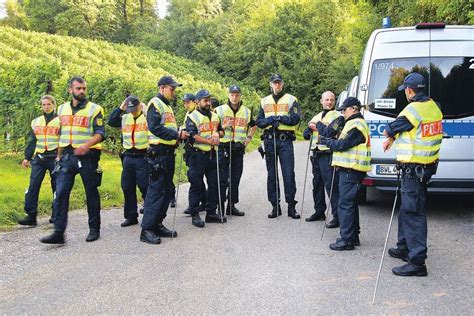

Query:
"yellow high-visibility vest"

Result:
[[188, 110, 219, 152], [31, 115, 60, 154], [146, 97, 178, 146], [214, 103, 251, 143], [309, 110, 341, 151], [260, 93, 297, 131], [57, 102, 104, 149], [395, 99, 443, 164], [121, 113, 148, 150], [332, 118, 371, 172]]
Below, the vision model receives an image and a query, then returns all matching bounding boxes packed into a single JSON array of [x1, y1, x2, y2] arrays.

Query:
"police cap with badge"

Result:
[[125, 95, 141, 113]]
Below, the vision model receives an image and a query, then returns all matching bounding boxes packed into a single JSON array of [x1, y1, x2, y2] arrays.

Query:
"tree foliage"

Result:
[[1, 0, 472, 121]]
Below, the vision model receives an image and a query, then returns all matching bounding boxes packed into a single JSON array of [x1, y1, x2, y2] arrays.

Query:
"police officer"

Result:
[[180, 93, 207, 215], [303, 91, 343, 226], [186, 89, 226, 227], [319, 97, 371, 251], [140, 76, 188, 245], [19, 95, 60, 226], [215, 85, 257, 216], [40, 77, 105, 244], [256, 74, 301, 219], [382, 72, 442, 276], [107, 95, 149, 227]]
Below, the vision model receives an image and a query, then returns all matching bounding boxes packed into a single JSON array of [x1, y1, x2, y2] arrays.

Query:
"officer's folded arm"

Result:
[[320, 129, 365, 152], [256, 107, 273, 128]]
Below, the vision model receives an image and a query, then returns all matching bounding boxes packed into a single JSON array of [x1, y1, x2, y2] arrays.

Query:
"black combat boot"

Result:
[[288, 203, 300, 219], [192, 213, 205, 228], [183, 207, 191, 215], [226, 203, 245, 216], [205, 212, 227, 223], [329, 238, 355, 251], [325, 218, 340, 228], [268, 205, 282, 218], [155, 223, 177, 238], [392, 262, 427, 277], [40, 231, 65, 244], [305, 212, 325, 222], [86, 229, 100, 242], [121, 218, 139, 227], [140, 229, 161, 244], [18, 214, 37, 226], [388, 248, 409, 262]]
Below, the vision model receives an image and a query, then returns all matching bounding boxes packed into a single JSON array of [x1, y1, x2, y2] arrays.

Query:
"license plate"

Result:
[[375, 164, 398, 175]]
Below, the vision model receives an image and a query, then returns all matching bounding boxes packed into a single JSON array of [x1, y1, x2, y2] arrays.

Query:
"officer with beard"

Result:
[[40, 76, 105, 244], [185, 89, 226, 228]]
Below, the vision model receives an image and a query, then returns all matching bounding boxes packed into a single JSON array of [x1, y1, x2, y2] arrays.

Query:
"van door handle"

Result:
[[442, 133, 452, 139]]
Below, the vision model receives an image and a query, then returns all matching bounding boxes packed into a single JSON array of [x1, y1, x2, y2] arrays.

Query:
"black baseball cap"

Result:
[[398, 72, 426, 91], [183, 93, 196, 101], [228, 85, 241, 93], [195, 89, 212, 100], [157, 76, 182, 87], [269, 73, 283, 82], [125, 95, 140, 113], [337, 97, 361, 111]]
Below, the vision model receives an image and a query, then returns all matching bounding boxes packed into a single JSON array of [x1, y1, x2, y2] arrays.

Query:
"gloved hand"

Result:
[[267, 116, 275, 125], [274, 115, 282, 122], [318, 135, 329, 145]]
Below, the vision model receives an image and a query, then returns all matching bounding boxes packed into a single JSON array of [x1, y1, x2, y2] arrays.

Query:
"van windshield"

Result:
[[367, 57, 474, 118]]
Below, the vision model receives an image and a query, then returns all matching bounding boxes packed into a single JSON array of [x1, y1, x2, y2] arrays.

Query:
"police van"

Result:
[[347, 23, 474, 199]]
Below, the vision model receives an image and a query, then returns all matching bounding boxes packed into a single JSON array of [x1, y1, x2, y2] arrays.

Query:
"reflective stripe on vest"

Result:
[[121, 113, 148, 150], [146, 97, 178, 146], [57, 102, 103, 149], [395, 100, 443, 165], [332, 118, 371, 172], [309, 110, 341, 150], [260, 93, 297, 131], [31, 115, 60, 153], [215, 104, 250, 143], [188, 110, 219, 152]]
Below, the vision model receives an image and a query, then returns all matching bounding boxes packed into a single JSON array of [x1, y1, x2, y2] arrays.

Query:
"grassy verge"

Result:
[[0, 140, 262, 230], [0, 153, 124, 229]]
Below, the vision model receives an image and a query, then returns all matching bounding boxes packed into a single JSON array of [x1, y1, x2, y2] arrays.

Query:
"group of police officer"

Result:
[[19, 72, 442, 277]]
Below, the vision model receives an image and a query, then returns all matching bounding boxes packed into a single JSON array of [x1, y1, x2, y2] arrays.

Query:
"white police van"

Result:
[[348, 23, 474, 198]]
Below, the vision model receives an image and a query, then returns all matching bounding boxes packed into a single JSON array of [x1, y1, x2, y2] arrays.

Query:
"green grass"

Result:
[[0, 153, 123, 229], [0, 142, 261, 230]]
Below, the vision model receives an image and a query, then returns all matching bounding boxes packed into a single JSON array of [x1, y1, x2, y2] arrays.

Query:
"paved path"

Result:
[[1, 141, 473, 314]]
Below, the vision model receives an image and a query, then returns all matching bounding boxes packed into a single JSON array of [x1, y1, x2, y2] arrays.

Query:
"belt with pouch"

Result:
[[263, 131, 295, 141]]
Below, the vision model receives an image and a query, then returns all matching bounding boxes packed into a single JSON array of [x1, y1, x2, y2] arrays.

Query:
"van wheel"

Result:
[[357, 185, 367, 204]]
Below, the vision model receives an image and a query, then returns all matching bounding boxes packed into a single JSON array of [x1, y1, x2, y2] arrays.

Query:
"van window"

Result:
[[367, 57, 474, 118]]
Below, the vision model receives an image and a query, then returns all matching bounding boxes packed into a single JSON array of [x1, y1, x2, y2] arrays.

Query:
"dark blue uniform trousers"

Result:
[[53, 154, 102, 232], [184, 148, 206, 209], [218, 143, 245, 207], [187, 150, 219, 215], [338, 168, 365, 242], [121, 155, 148, 220], [141, 152, 175, 230], [311, 153, 339, 218], [24, 155, 57, 217], [396, 172, 429, 265], [264, 137, 297, 206]]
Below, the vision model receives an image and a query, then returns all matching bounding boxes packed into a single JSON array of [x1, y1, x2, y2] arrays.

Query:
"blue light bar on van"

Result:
[[382, 17, 391, 28], [415, 22, 446, 29]]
